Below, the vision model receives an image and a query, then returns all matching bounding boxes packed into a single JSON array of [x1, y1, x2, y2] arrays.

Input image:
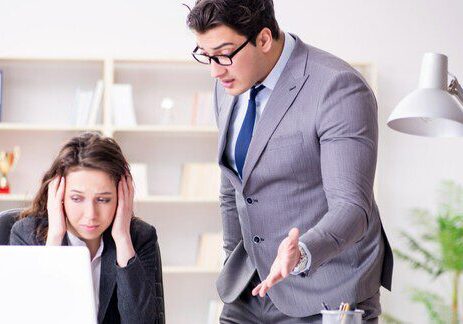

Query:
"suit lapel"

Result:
[[97, 231, 116, 323], [241, 38, 310, 189], [217, 93, 236, 161], [217, 92, 243, 190]]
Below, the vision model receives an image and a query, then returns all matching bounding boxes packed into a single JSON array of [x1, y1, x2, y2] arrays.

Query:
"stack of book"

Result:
[[73, 80, 104, 126], [111, 84, 137, 127], [190, 91, 214, 126]]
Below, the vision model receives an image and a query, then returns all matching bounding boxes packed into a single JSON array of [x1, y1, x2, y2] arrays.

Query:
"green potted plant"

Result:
[[393, 180, 463, 324]]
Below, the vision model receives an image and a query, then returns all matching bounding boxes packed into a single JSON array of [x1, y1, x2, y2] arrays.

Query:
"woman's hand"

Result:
[[46, 176, 67, 246], [112, 174, 136, 267]]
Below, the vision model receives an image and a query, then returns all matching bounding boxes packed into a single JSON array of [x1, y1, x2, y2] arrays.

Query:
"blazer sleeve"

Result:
[[220, 171, 243, 261], [115, 223, 162, 324], [214, 80, 243, 260], [9, 217, 41, 246], [300, 70, 377, 274]]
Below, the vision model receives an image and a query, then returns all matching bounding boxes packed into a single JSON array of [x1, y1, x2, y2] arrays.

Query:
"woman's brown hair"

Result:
[[19, 132, 131, 243]]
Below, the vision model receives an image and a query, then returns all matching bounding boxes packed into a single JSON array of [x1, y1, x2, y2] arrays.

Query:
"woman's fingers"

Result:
[[48, 176, 57, 196], [127, 173, 135, 201], [117, 177, 125, 211], [56, 176, 65, 201], [123, 176, 129, 207], [46, 176, 67, 242]]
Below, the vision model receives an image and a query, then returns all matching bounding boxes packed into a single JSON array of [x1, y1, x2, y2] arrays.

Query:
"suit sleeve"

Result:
[[214, 80, 243, 260], [299, 71, 377, 274], [220, 171, 243, 260], [115, 225, 162, 324]]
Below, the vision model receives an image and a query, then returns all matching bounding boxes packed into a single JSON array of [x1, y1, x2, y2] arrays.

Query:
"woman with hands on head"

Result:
[[9, 132, 163, 324]]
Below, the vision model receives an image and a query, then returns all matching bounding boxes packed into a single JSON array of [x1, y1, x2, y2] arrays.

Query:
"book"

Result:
[[129, 163, 149, 199], [180, 163, 220, 199], [87, 80, 104, 126], [0, 70, 3, 122], [73, 88, 94, 126], [196, 232, 224, 270], [111, 84, 137, 126], [191, 91, 215, 126]]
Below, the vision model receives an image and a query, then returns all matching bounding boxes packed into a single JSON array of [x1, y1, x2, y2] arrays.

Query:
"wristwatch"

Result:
[[292, 243, 309, 274]]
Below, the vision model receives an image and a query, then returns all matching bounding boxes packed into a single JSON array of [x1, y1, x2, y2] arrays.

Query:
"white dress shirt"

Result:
[[224, 32, 311, 274], [66, 231, 104, 313]]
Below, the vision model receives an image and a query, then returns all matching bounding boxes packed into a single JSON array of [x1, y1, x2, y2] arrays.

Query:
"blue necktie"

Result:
[[235, 84, 265, 179]]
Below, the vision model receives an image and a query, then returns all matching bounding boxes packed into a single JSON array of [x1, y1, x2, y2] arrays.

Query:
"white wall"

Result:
[[1, 0, 463, 321]]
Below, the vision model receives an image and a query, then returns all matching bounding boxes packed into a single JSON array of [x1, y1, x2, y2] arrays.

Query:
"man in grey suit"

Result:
[[187, 0, 393, 322]]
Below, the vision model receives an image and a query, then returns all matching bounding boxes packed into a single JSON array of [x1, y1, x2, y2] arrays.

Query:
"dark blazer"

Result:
[[9, 216, 163, 324]]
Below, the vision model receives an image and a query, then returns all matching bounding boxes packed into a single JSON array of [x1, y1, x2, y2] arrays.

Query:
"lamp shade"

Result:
[[387, 53, 463, 137]]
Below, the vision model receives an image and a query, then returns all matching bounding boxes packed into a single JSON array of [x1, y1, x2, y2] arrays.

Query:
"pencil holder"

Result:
[[321, 309, 364, 324]]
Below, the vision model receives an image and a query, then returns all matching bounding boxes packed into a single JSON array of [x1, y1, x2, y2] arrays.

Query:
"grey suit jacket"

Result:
[[9, 216, 163, 324], [215, 34, 393, 317]]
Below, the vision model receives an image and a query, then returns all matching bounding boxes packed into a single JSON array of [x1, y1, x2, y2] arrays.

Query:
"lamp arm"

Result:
[[449, 73, 463, 106]]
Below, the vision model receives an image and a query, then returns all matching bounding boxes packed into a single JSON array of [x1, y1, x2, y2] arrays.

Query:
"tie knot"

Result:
[[250, 84, 265, 100]]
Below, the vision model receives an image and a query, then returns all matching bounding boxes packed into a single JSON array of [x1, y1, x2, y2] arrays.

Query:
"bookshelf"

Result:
[[0, 56, 376, 324]]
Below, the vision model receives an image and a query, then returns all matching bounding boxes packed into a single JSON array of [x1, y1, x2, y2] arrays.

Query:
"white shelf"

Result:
[[0, 123, 104, 132], [136, 196, 218, 204], [0, 123, 218, 136], [0, 194, 33, 202], [163, 266, 220, 274], [0, 56, 105, 62], [112, 125, 218, 136], [0, 194, 218, 205]]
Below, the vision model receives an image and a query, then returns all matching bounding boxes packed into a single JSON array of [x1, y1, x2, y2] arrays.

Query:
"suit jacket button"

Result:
[[246, 198, 253, 204], [253, 236, 260, 243], [300, 272, 307, 278]]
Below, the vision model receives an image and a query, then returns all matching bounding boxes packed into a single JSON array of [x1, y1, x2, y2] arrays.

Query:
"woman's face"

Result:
[[63, 168, 118, 243]]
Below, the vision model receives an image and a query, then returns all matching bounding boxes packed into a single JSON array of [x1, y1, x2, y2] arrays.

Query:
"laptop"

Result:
[[0, 246, 97, 324]]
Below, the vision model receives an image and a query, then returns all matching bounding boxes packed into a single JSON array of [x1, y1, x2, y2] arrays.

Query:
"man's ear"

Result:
[[257, 27, 273, 53]]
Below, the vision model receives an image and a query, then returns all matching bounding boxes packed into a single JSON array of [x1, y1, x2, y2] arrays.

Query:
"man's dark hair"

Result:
[[186, 0, 280, 44]]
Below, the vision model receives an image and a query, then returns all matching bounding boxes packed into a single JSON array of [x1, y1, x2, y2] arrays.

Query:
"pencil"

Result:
[[322, 302, 330, 310], [340, 303, 350, 324]]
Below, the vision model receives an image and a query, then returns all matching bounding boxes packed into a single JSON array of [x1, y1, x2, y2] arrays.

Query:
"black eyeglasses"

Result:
[[192, 38, 251, 66]]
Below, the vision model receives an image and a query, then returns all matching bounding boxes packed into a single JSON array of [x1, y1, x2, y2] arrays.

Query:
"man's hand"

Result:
[[252, 228, 301, 297]]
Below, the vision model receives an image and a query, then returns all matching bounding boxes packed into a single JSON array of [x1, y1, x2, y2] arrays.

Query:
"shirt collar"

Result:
[[67, 230, 104, 261], [260, 31, 296, 91]]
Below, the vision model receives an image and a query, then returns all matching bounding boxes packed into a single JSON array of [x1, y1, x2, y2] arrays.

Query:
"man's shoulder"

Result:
[[293, 35, 362, 79]]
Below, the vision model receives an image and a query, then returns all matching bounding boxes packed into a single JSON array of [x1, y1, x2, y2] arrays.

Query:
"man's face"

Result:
[[194, 25, 264, 96]]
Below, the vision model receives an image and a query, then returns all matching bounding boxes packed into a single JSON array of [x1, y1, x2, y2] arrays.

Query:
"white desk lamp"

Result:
[[387, 53, 463, 137]]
